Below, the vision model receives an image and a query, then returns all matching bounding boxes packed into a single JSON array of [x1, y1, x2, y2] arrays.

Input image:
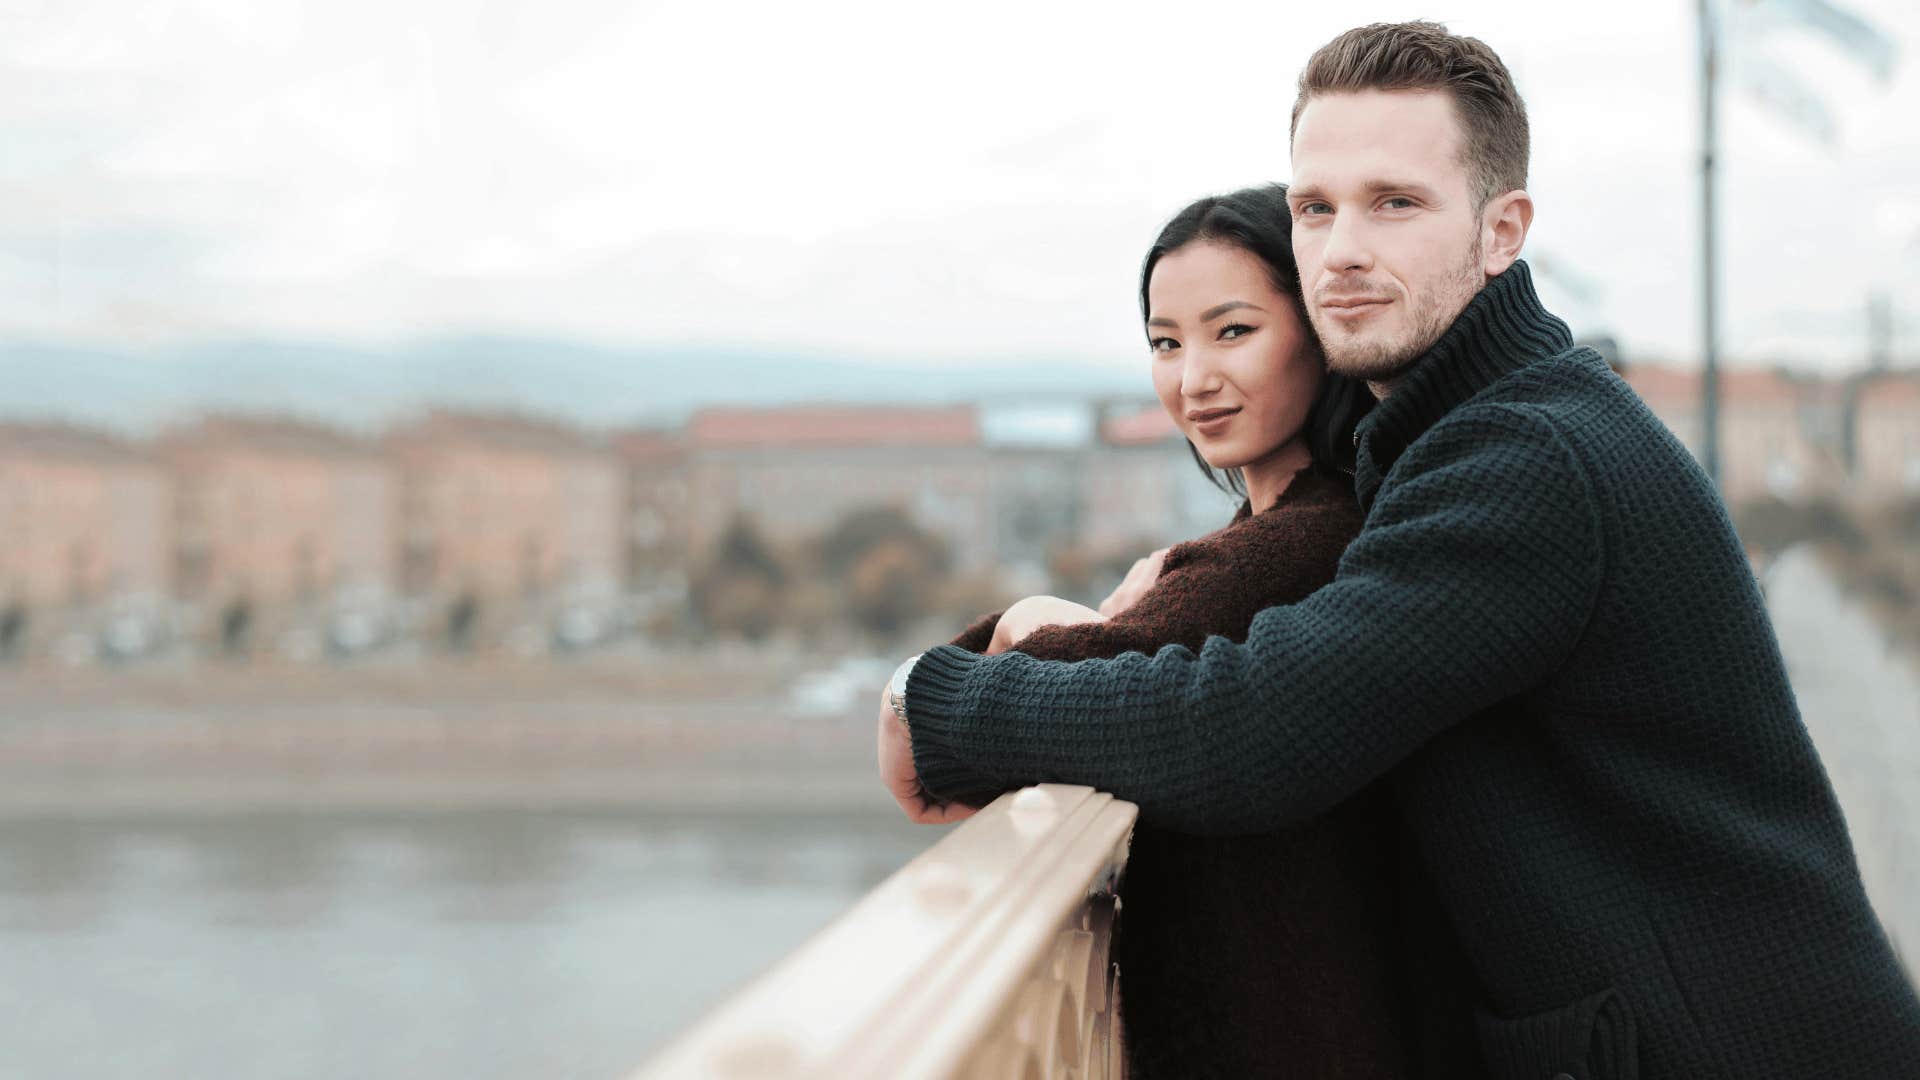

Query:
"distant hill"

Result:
[[0, 336, 1145, 434]]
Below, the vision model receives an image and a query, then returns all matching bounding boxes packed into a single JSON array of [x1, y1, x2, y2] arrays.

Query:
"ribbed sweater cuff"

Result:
[[906, 644, 1003, 803]]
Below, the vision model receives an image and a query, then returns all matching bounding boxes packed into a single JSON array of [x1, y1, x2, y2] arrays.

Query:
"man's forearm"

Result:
[[906, 606, 1431, 834], [903, 407, 1605, 834]]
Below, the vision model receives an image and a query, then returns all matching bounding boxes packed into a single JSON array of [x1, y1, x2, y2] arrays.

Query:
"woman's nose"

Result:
[[1180, 350, 1225, 397]]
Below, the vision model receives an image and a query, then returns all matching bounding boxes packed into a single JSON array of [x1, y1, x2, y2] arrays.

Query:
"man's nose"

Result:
[[1321, 212, 1372, 274]]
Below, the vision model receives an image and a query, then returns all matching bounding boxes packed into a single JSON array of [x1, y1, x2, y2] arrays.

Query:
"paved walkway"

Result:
[[1766, 545, 1920, 967]]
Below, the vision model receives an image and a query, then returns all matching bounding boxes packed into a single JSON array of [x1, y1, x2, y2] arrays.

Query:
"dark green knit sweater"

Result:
[[906, 262, 1920, 1079]]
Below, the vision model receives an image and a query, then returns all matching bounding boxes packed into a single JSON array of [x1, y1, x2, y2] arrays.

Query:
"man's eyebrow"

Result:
[[1364, 178, 1440, 198], [1200, 300, 1264, 322], [1291, 179, 1441, 202]]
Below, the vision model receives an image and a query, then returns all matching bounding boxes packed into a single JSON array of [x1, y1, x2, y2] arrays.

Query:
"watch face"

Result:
[[889, 657, 917, 719]]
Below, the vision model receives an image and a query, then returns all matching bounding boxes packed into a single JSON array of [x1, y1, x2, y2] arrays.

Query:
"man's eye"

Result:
[[1382, 197, 1415, 210], [1298, 202, 1331, 215]]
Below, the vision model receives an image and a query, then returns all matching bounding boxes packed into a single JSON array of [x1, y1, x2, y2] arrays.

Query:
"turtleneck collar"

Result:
[[1351, 259, 1573, 508], [1229, 461, 1342, 523]]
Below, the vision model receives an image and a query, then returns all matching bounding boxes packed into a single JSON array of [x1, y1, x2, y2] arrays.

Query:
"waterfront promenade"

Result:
[[0, 647, 888, 820]]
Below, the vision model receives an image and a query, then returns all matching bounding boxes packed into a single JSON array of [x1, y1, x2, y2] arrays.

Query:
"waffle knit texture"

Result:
[[950, 464, 1412, 1078], [907, 261, 1920, 1079]]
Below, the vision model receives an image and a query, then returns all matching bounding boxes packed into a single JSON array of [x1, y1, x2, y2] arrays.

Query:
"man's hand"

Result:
[[877, 684, 978, 824], [1097, 547, 1169, 617], [987, 595, 1106, 655]]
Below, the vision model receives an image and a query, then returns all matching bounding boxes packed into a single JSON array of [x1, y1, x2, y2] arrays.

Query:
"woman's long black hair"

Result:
[[1138, 183, 1373, 496]]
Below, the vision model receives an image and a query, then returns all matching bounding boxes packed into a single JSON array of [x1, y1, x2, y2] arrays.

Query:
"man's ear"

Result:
[[1480, 189, 1533, 276]]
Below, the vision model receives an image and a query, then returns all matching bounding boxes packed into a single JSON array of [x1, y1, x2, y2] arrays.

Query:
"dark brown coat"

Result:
[[949, 463, 1412, 1079]]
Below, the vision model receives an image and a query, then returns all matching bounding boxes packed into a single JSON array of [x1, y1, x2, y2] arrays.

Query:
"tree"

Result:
[[814, 505, 951, 641], [690, 516, 790, 641]]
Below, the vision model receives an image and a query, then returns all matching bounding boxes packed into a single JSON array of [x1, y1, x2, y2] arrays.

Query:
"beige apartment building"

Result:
[[386, 411, 621, 645], [685, 405, 997, 572], [612, 428, 691, 588], [1620, 364, 1846, 504], [159, 416, 395, 652], [1084, 404, 1200, 556], [0, 423, 170, 656], [1853, 372, 1920, 499]]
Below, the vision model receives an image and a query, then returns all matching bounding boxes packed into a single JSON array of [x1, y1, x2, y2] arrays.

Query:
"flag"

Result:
[[1741, 0, 1898, 84], [1737, 52, 1841, 144]]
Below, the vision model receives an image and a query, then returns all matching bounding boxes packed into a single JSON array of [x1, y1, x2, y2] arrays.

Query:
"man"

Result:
[[876, 20, 1920, 1079]]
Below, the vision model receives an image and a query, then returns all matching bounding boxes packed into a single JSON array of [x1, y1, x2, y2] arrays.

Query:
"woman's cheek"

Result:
[[1151, 365, 1184, 429]]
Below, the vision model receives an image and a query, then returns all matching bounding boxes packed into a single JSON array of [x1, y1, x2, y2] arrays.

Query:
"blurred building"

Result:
[[6, 361, 1907, 665], [0, 423, 170, 659], [158, 416, 395, 656], [612, 428, 691, 589], [1086, 402, 1242, 556], [980, 403, 1095, 584], [684, 405, 996, 572], [1852, 371, 1920, 498], [386, 411, 621, 648], [1619, 364, 1847, 503]]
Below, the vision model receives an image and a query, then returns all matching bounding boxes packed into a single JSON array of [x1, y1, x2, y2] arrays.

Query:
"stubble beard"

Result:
[[1314, 235, 1486, 383]]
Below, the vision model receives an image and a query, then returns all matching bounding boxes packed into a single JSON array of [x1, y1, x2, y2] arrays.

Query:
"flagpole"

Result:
[[1699, 0, 1722, 490]]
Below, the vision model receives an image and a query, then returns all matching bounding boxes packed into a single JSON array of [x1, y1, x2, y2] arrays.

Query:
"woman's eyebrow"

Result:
[[1200, 300, 1265, 322], [1148, 300, 1268, 328]]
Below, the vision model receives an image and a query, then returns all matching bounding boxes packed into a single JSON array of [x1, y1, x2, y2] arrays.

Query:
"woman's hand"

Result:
[[987, 595, 1106, 655], [877, 684, 978, 824], [1097, 547, 1169, 617]]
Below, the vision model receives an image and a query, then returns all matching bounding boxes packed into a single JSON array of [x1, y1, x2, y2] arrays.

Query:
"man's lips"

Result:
[[1320, 296, 1391, 323]]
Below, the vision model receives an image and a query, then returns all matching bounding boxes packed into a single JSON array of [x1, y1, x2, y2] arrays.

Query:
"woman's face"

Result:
[[1146, 241, 1323, 473]]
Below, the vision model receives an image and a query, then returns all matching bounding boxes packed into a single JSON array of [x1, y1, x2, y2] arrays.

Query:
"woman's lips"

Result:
[[1189, 407, 1240, 435]]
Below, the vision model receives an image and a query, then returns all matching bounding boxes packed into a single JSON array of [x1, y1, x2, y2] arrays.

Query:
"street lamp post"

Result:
[[1699, 0, 1723, 490]]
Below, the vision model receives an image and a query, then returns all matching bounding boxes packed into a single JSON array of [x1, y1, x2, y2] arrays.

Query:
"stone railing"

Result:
[[632, 784, 1138, 1079]]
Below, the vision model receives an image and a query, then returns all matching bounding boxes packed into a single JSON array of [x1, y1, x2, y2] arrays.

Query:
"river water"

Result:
[[0, 806, 937, 1079]]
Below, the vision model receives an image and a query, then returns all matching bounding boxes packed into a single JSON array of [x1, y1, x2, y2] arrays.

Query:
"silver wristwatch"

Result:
[[887, 654, 922, 730]]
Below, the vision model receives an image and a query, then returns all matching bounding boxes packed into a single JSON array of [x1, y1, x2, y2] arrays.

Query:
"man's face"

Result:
[[1288, 90, 1490, 385]]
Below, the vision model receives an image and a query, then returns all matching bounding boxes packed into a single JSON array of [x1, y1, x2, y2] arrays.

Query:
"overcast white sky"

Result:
[[3, 0, 1917, 376]]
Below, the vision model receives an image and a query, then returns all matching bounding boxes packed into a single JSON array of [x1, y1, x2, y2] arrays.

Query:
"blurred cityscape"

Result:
[[3, 354, 1917, 1079], [4, 359, 1918, 672]]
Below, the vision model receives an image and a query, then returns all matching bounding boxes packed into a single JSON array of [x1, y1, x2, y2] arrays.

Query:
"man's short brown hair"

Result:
[[1291, 21, 1529, 210]]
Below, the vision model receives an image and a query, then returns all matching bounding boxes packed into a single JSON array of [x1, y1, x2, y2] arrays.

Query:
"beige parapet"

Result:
[[633, 783, 1138, 1080]]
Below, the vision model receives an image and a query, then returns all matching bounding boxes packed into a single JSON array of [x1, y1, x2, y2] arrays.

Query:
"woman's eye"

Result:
[[1219, 323, 1254, 340], [1149, 337, 1179, 354]]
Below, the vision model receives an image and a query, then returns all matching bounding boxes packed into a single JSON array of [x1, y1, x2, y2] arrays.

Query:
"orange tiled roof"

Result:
[[689, 405, 978, 448], [158, 414, 380, 458], [386, 410, 605, 455], [0, 421, 144, 463], [611, 429, 686, 461], [1855, 372, 1920, 405]]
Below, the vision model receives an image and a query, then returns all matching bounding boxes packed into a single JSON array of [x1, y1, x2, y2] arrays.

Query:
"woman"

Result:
[[943, 185, 1411, 1077]]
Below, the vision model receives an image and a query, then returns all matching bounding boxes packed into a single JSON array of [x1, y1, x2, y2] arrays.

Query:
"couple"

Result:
[[877, 20, 1920, 1080]]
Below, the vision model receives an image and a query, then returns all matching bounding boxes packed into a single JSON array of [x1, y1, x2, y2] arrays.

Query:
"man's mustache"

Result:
[[1312, 279, 1398, 305]]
